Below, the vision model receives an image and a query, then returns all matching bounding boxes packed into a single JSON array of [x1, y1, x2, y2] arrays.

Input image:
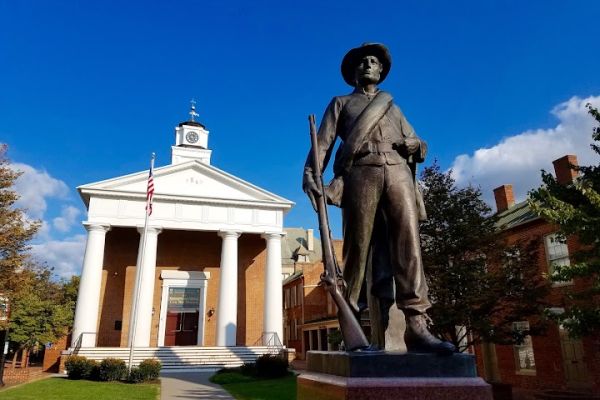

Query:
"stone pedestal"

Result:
[[297, 351, 493, 400]]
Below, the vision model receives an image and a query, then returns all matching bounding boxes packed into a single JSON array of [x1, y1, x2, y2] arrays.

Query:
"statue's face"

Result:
[[354, 55, 382, 86]]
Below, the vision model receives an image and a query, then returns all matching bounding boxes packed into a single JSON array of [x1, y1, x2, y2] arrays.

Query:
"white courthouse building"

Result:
[[70, 109, 293, 365]]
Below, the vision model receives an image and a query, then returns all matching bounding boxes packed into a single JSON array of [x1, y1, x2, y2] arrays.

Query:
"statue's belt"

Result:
[[358, 142, 398, 154]]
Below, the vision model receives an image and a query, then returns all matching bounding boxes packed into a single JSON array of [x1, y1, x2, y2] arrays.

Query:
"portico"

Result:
[[71, 111, 293, 350]]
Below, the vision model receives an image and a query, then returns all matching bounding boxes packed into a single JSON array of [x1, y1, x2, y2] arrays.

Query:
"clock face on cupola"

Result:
[[185, 131, 199, 144]]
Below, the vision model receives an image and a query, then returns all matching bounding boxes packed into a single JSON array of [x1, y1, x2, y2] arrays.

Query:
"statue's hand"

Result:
[[404, 137, 420, 154], [303, 169, 322, 212]]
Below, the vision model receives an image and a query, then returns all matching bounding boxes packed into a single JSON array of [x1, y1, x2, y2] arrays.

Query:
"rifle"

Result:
[[308, 114, 369, 351]]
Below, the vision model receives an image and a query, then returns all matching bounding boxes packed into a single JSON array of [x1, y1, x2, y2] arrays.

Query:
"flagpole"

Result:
[[128, 152, 155, 372]]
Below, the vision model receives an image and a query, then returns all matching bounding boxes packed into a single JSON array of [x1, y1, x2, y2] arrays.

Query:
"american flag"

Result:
[[145, 154, 155, 215]]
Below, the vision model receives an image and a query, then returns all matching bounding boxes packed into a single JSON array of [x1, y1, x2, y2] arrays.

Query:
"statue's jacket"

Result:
[[308, 90, 427, 220]]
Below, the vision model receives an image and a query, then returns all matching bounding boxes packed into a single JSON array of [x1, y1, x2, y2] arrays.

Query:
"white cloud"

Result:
[[31, 234, 87, 279], [53, 205, 82, 233], [10, 163, 69, 219], [6, 161, 84, 278], [450, 95, 600, 207]]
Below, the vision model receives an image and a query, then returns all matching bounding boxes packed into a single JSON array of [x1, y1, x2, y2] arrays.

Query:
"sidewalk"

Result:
[[160, 371, 234, 400]]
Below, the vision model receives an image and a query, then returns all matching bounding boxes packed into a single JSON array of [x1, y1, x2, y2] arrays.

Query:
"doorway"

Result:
[[559, 325, 590, 388], [157, 270, 210, 347], [164, 287, 201, 346]]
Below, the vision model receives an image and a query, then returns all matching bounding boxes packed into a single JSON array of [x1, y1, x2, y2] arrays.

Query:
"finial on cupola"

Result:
[[189, 99, 199, 122]]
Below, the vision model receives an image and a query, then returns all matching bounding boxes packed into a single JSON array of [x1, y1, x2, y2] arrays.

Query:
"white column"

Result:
[[216, 231, 241, 346], [71, 223, 110, 347], [262, 232, 284, 344], [129, 226, 162, 347]]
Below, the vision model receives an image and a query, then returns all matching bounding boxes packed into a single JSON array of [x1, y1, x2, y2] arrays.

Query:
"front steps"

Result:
[[70, 346, 277, 371]]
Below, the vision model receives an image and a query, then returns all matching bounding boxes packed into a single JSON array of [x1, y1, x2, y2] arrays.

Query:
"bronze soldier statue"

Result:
[[303, 43, 455, 354]]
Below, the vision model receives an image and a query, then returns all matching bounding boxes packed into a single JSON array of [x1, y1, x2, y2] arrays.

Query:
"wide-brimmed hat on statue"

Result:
[[341, 43, 392, 87]]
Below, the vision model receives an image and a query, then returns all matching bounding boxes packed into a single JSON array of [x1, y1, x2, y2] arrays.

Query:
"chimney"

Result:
[[553, 155, 579, 185], [493, 184, 515, 213], [306, 229, 314, 251]]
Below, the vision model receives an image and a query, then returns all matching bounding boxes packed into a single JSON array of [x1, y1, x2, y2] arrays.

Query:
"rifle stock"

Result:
[[308, 114, 369, 351]]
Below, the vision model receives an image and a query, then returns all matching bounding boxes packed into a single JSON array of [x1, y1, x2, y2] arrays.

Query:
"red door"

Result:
[[164, 287, 201, 346]]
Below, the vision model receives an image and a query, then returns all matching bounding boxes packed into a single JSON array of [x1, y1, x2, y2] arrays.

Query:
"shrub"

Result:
[[137, 359, 162, 381], [65, 355, 97, 380], [254, 354, 288, 378], [98, 358, 127, 381], [88, 360, 101, 381], [127, 367, 145, 383], [240, 362, 256, 376]]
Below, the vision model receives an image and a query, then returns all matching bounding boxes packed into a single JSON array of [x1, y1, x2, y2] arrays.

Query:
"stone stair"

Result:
[[71, 346, 276, 371]]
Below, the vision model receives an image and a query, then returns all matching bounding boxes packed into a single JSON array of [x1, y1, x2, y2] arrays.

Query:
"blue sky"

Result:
[[1, 1, 600, 278]]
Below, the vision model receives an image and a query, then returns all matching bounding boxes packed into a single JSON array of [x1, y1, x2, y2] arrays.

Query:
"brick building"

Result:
[[70, 108, 293, 355], [282, 240, 373, 359], [476, 155, 600, 394]]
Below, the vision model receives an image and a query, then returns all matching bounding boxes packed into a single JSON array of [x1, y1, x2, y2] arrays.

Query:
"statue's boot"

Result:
[[405, 314, 456, 355]]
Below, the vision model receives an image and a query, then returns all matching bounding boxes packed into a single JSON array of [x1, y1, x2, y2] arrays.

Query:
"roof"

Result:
[[494, 200, 541, 231], [178, 120, 206, 129], [78, 159, 295, 209], [294, 244, 310, 256], [283, 270, 303, 285], [282, 228, 323, 266]]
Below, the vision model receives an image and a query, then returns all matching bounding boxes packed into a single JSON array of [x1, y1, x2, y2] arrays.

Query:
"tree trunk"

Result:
[[11, 349, 19, 370], [22, 349, 29, 369]]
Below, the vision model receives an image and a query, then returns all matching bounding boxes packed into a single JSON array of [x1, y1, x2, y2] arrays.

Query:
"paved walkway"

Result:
[[160, 371, 234, 400]]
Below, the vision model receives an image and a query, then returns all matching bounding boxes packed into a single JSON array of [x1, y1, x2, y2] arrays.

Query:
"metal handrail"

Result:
[[72, 332, 97, 352], [254, 331, 283, 354]]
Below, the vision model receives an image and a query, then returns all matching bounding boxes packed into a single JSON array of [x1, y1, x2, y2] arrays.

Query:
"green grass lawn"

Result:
[[211, 371, 297, 400], [0, 377, 159, 400]]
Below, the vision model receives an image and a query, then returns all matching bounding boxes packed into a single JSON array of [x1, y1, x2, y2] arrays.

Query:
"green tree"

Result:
[[528, 104, 600, 337], [420, 163, 549, 351], [9, 266, 74, 359], [0, 145, 40, 330], [0, 146, 76, 365]]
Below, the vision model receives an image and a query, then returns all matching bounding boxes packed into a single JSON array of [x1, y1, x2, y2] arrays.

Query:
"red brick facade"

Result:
[[95, 227, 267, 347], [475, 155, 600, 394], [283, 240, 345, 359]]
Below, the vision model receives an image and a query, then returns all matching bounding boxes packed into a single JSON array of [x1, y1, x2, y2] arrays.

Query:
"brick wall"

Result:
[[478, 217, 600, 391], [3, 366, 44, 385], [97, 227, 267, 347], [42, 335, 69, 372]]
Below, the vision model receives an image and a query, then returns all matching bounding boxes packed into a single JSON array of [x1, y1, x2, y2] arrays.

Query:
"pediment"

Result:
[[78, 160, 293, 207]]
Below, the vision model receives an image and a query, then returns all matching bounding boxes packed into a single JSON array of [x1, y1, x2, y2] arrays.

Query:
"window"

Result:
[[544, 234, 572, 285], [291, 286, 296, 307], [297, 283, 303, 306], [291, 319, 297, 340], [0, 296, 8, 321], [513, 321, 536, 375], [284, 288, 290, 309]]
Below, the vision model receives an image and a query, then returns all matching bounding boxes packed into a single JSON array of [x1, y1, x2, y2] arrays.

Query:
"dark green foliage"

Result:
[[240, 362, 257, 376], [254, 354, 289, 378], [420, 163, 549, 351], [134, 359, 161, 382], [529, 104, 600, 337], [65, 356, 97, 380], [327, 329, 343, 348], [127, 367, 145, 383], [98, 358, 127, 382]]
